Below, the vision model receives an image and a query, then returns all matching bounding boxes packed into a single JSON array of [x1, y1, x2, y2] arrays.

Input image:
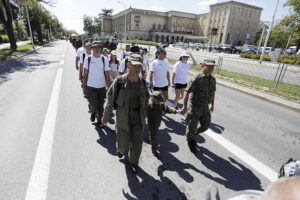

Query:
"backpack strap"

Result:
[[113, 75, 126, 110], [82, 53, 86, 62], [102, 56, 107, 82], [123, 58, 128, 73]]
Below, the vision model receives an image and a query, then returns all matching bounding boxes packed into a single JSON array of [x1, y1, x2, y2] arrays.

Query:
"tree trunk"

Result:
[[0, 0, 17, 50]]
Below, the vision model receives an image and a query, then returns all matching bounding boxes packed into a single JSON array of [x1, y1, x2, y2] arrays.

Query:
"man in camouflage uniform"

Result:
[[181, 60, 216, 152], [101, 54, 149, 172], [147, 91, 180, 156]]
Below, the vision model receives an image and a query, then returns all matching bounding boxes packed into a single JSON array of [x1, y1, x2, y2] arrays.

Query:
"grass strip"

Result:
[[0, 44, 37, 61]]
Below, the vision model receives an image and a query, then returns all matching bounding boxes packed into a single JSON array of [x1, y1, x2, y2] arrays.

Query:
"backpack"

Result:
[[87, 56, 107, 83], [113, 76, 147, 110]]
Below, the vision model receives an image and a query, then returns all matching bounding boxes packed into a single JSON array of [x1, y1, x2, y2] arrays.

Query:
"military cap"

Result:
[[102, 48, 109, 53], [128, 54, 143, 65], [91, 41, 102, 47], [151, 91, 164, 102], [202, 59, 216, 66]]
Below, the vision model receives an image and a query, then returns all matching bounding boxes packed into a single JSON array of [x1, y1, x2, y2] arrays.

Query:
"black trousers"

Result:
[[87, 86, 106, 119]]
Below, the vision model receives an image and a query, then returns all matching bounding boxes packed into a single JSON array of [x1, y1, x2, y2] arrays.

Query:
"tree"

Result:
[[100, 8, 113, 16], [83, 15, 93, 36], [0, 0, 18, 50], [281, 0, 300, 51]]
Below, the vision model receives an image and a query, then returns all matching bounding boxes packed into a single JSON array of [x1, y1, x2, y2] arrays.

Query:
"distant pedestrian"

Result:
[[75, 41, 86, 70], [82, 41, 112, 126], [172, 51, 197, 108], [102, 54, 149, 172], [181, 60, 216, 152], [149, 48, 170, 101], [109, 50, 119, 80], [79, 41, 92, 82], [118, 46, 140, 75], [121, 45, 131, 59], [147, 91, 180, 156]]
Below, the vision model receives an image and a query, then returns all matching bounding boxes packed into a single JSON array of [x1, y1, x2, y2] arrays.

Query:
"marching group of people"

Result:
[[73, 39, 217, 172]]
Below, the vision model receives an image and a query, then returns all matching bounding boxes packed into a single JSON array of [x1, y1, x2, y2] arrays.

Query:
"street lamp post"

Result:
[[24, 3, 36, 52], [257, 24, 268, 54], [259, 0, 280, 63]]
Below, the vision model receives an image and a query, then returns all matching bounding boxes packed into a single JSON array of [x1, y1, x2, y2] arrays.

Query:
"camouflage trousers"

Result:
[[186, 107, 211, 139]]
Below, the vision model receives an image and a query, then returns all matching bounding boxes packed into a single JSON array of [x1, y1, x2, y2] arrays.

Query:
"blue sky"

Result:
[[48, 0, 291, 33]]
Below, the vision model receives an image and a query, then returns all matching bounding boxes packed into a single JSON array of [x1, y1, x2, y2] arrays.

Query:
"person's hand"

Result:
[[210, 105, 214, 113], [171, 84, 175, 88], [101, 117, 108, 125], [168, 83, 170, 87], [181, 107, 187, 115], [83, 87, 87, 97], [75, 65, 79, 70]]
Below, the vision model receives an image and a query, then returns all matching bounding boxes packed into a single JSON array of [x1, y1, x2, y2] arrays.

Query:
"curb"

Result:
[[169, 65, 300, 113], [0, 42, 53, 67]]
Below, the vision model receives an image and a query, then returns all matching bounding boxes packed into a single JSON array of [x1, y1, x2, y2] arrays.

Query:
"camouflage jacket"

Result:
[[186, 73, 216, 109], [147, 102, 177, 127], [103, 74, 150, 131]]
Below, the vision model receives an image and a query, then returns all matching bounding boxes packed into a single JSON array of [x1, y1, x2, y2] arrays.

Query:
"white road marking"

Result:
[[205, 129, 278, 182], [25, 68, 63, 200], [59, 60, 64, 65]]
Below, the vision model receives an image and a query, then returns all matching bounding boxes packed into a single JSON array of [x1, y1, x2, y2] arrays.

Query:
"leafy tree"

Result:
[[83, 15, 93, 36], [100, 8, 113, 16]]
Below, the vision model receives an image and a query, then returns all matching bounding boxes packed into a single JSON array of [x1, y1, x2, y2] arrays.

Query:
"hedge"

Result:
[[0, 35, 9, 43], [120, 40, 159, 46], [240, 53, 300, 65]]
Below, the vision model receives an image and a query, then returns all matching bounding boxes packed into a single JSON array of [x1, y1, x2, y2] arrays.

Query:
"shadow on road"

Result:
[[210, 122, 225, 134], [193, 146, 263, 191], [94, 125, 117, 156], [0, 47, 59, 85], [162, 115, 186, 135], [121, 159, 188, 200]]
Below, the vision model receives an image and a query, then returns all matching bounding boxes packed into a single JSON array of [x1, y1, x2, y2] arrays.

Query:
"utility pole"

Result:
[[257, 24, 268, 54], [24, 3, 36, 52], [259, 0, 280, 64]]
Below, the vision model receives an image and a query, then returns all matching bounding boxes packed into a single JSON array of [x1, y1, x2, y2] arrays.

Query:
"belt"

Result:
[[129, 107, 140, 112]]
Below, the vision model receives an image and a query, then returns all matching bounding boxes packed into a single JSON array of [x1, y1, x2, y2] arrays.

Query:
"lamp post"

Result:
[[117, 1, 127, 39], [257, 24, 268, 54], [259, 0, 280, 63]]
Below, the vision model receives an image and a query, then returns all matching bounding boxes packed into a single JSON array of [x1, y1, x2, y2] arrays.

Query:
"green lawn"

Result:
[[190, 66, 300, 102], [0, 44, 36, 62]]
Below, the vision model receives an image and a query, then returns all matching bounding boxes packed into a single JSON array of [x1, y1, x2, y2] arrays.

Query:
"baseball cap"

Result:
[[91, 41, 102, 47], [152, 91, 164, 102], [180, 51, 190, 57], [128, 54, 143, 66], [102, 48, 109, 53], [111, 50, 118, 55]]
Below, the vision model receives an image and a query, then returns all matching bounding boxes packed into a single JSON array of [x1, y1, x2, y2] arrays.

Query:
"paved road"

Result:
[[0, 41, 299, 200], [0, 41, 31, 50], [130, 44, 300, 86]]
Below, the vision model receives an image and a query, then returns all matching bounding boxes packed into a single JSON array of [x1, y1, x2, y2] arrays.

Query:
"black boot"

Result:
[[90, 113, 96, 122], [187, 138, 197, 153]]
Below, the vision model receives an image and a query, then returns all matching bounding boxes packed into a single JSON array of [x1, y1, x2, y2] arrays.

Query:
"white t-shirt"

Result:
[[83, 56, 110, 88], [143, 55, 149, 71], [118, 58, 127, 73], [80, 51, 92, 64], [120, 51, 130, 60], [109, 62, 118, 72], [76, 47, 85, 58], [173, 61, 193, 84], [150, 59, 169, 87]]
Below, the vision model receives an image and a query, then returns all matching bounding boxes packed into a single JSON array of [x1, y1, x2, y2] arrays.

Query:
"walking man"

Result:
[[102, 54, 149, 171], [82, 41, 112, 125], [181, 60, 216, 152]]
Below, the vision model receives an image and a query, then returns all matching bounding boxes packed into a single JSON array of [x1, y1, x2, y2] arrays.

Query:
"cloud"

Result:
[[197, 0, 219, 12]]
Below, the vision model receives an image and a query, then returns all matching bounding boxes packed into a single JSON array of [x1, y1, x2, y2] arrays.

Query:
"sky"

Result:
[[47, 0, 291, 34]]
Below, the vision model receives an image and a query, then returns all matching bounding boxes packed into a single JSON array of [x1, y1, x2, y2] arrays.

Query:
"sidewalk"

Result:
[[168, 65, 300, 113], [0, 41, 30, 50]]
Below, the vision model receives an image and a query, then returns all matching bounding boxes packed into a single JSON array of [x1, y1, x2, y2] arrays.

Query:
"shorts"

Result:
[[153, 85, 168, 91], [175, 83, 187, 89]]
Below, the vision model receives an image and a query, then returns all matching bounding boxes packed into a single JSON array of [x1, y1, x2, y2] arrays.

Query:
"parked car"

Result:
[[260, 47, 272, 54], [285, 46, 297, 55]]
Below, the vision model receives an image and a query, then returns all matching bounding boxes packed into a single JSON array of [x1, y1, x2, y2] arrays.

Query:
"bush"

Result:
[[120, 40, 159, 46], [0, 35, 9, 43], [262, 55, 270, 61], [250, 54, 260, 59]]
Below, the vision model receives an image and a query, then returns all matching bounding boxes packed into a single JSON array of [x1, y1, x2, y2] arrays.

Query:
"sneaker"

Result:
[[117, 152, 123, 158], [90, 113, 96, 122]]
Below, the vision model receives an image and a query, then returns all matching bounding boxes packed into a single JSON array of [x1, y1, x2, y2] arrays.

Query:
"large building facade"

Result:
[[99, 1, 262, 45]]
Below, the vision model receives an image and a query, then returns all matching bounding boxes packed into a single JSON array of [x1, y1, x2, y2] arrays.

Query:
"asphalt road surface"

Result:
[[0, 40, 299, 200]]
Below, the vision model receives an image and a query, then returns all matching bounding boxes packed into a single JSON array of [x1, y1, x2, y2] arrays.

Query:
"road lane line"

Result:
[[25, 68, 63, 200], [59, 60, 64, 65], [205, 129, 278, 182]]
